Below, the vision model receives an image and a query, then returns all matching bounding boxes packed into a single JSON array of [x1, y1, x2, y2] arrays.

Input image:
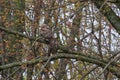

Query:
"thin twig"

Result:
[[99, 0, 108, 11], [95, 52, 120, 79], [80, 66, 99, 80], [6, 67, 21, 79], [35, 56, 51, 78]]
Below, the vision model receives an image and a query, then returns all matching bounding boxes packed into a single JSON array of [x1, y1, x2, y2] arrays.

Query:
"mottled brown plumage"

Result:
[[40, 24, 58, 56], [48, 38, 58, 56], [40, 24, 53, 41]]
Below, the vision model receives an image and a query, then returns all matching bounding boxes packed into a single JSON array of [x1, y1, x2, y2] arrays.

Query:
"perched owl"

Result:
[[40, 24, 58, 56], [40, 24, 53, 42]]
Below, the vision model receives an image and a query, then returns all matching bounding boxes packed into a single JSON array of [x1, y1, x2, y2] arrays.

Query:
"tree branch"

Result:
[[94, 0, 120, 34], [0, 53, 120, 78], [0, 26, 120, 78], [0, 26, 47, 43]]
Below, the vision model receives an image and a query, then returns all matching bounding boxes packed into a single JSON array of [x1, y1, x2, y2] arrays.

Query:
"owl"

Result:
[[40, 24, 58, 56], [40, 24, 53, 42]]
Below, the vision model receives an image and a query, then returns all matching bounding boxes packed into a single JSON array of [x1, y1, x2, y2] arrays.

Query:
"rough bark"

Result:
[[94, 0, 120, 34]]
